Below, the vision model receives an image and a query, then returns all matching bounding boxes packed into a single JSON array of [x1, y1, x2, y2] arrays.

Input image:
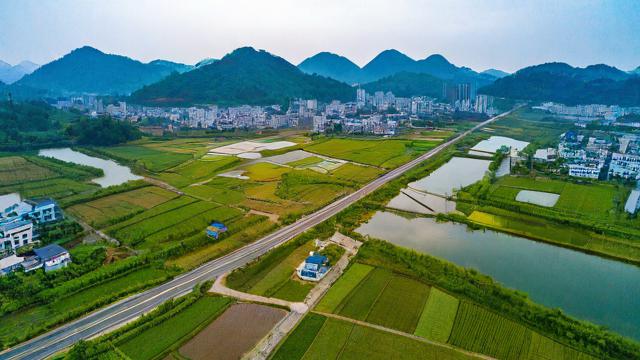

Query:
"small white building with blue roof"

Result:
[[296, 253, 330, 281]]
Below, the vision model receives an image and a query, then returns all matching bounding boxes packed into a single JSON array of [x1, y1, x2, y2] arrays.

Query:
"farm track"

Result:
[[0, 109, 516, 360]]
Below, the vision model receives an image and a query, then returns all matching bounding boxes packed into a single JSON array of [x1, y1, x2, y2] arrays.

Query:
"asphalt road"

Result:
[[0, 109, 515, 360]]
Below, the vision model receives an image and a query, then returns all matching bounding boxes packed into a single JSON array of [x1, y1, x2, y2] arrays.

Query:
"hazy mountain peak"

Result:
[[0, 60, 10, 69], [423, 53, 451, 65], [481, 68, 510, 78], [298, 52, 361, 84], [195, 58, 218, 67]]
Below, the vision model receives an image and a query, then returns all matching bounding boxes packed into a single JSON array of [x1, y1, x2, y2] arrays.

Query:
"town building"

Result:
[[296, 253, 330, 281], [33, 244, 72, 272]]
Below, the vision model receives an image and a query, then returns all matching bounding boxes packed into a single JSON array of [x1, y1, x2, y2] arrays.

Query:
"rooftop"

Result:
[[33, 244, 68, 260]]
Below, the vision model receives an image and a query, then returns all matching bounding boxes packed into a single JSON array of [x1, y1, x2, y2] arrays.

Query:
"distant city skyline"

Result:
[[1, 0, 639, 73]]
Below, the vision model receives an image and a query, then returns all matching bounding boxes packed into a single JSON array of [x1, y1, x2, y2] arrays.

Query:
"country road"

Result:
[[0, 109, 516, 360]]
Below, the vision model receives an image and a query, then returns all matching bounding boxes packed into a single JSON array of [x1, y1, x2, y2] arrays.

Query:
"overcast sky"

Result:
[[0, 0, 638, 72]]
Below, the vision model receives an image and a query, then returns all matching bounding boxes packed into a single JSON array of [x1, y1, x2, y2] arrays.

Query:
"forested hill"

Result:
[[130, 47, 356, 106], [0, 100, 140, 150], [362, 72, 443, 98], [480, 62, 640, 106], [16, 46, 190, 96]]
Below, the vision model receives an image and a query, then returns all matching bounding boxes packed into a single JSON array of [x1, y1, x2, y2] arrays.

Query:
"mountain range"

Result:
[[296, 50, 498, 86], [130, 47, 355, 106], [15, 46, 191, 96], [0, 60, 39, 84], [481, 69, 510, 78], [480, 62, 640, 106]]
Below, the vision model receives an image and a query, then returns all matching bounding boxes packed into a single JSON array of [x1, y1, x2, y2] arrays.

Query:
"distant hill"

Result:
[[130, 47, 356, 106], [481, 69, 510, 78], [632, 66, 640, 75], [359, 50, 418, 83], [0, 60, 39, 84], [362, 72, 443, 98], [16, 46, 189, 95], [298, 49, 495, 88], [298, 52, 361, 85], [195, 58, 218, 68], [148, 60, 194, 73], [480, 62, 640, 106]]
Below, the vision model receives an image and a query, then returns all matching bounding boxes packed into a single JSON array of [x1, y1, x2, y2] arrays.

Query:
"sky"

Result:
[[0, 0, 638, 73]]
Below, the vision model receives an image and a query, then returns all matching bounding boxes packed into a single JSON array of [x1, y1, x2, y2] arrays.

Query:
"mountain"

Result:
[[195, 58, 218, 68], [298, 52, 361, 84], [0, 60, 40, 84], [360, 50, 417, 83], [480, 62, 640, 106], [148, 60, 193, 73], [16, 46, 186, 95], [481, 69, 510, 79], [414, 54, 460, 80], [362, 72, 443, 98], [130, 47, 356, 106]]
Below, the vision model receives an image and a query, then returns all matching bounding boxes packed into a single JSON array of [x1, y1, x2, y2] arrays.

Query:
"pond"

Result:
[[471, 136, 529, 154], [356, 211, 640, 340], [408, 157, 491, 196], [38, 148, 142, 187], [387, 189, 456, 215], [516, 190, 560, 207]]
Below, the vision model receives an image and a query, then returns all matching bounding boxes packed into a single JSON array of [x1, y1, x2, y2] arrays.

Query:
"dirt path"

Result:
[[143, 176, 184, 195], [313, 311, 494, 360], [71, 215, 120, 246]]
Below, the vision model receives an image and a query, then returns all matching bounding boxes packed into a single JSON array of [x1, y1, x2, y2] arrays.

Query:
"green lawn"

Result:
[[117, 296, 232, 360], [414, 287, 459, 342]]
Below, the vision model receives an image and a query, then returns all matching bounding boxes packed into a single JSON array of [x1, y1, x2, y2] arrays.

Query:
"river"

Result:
[[38, 148, 141, 187], [357, 211, 640, 340]]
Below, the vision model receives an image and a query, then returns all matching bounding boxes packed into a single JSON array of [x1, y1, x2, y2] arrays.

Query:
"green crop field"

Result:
[[287, 156, 323, 167], [244, 162, 291, 181], [527, 332, 596, 360], [304, 138, 436, 168], [182, 184, 245, 205], [246, 241, 316, 300], [449, 302, 533, 360], [365, 275, 429, 333], [331, 163, 384, 183], [0, 156, 56, 185], [0, 178, 98, 200], [316, 263, 373, 313], [66, 186, 177, 228], [96, 145, 193, 172], [155, 156, 240, 187], [117, 296, 232, 360], [271, 314, 475, 360], [414, 287, 459, 343], [337, 267, 392, 320], [105, 196, 197, 233]]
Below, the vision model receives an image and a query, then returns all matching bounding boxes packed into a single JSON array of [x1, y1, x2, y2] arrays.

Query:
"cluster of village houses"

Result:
[[0, 198, 71, 275]]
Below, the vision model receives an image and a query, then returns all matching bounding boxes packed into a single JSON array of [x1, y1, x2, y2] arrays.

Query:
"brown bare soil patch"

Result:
[[179, 303, 287, 360]]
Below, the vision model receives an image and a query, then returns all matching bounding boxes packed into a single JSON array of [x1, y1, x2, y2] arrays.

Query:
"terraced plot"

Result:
[[304, 138, 436, 168], [272, 314, 475, 360], [66, 186, 177, 227], [0, 156, 55, 185], [414, 287, 459, 342], [449, 302, 533, 360]]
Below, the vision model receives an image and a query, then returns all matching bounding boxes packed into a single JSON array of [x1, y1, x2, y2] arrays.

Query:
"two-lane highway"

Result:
[[0, 109, 516, 360]]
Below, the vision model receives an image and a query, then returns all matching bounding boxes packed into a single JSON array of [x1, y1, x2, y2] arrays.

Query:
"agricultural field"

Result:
[[0, 156, 55, 185], [483, 107, 573, 147], [271, 313, 476, 360], [95, 144, 193, 172], [312, 261, 597, 360], [0, 177, 97, 200], [166, 215, 275, 270], [330, 163, 384, 183], [178, 303, 286, 360], [66, 186, 177, 228], [107, 199, 242, 249], [226, 238, 317, 302], [116, 295, 232, 360], [155, 155, 241, 188], [304, 138, 437, 168]]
